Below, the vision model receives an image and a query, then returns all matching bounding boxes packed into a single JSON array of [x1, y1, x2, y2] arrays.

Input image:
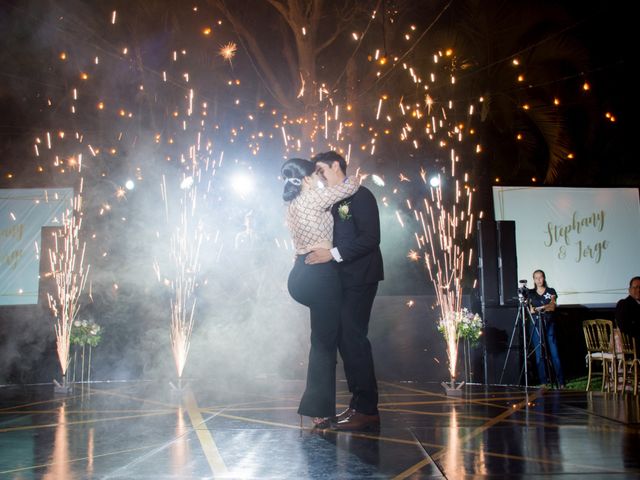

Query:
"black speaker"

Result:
[[477, 220, 499, 307], [483, 305, 522, 384], [496, 221, 518, 306]]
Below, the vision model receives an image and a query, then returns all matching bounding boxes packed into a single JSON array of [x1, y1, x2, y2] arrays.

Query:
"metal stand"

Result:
[[169, 377, 187, 393], [499, 298, 534, 389], [530, 313, 559, 388], [53, 375, 73, 394], [442, 380, 465, 396]]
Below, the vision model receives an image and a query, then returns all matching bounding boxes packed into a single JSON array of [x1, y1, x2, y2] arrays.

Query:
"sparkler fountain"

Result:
[[379, 44, 483, 395], [155, 148, 216, 391], [47, 182, 90, 394], [408, 167, 475, 395]]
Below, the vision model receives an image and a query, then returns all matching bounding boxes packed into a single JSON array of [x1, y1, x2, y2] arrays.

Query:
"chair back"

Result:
[[582, 319, 616, 354], [616, 329, 637, 358]]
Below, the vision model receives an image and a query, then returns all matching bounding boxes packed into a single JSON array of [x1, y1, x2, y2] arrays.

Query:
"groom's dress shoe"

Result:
[[333, 411, 380, 431]]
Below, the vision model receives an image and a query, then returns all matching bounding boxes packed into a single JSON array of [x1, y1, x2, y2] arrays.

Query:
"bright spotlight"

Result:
[[429, 175, 440, 188], [372, 174, 385, 187], [125, 179, 135, 190], [180, 176, 194, 190], [231, 173, 253, 196]]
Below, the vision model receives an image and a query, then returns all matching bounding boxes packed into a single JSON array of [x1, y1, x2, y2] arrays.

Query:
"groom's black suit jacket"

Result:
[[332, 186, 384, 288], [616, 295, 640, 340]]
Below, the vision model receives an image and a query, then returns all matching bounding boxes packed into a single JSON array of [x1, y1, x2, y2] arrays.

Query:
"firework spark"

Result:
[[408, 167, 474, 383], [159, 173, 204, 378], [219, 42, 237, 63], [47, 186, 90, 380], [157, 139, 218, 378]]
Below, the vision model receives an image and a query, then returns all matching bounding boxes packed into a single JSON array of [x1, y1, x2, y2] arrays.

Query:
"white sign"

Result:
[[0, 188, 74, 305], [493, 187, 640, 306]]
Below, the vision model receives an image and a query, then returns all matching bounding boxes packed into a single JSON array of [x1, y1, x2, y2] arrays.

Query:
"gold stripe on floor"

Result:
[[183, 389, 229, 476]]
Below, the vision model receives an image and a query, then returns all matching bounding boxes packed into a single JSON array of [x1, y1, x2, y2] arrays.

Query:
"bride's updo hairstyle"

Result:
[[281, 158, 315, 202]]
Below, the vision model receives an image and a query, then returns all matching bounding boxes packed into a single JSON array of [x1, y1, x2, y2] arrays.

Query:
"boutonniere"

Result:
[[338, 201, 351, 221]]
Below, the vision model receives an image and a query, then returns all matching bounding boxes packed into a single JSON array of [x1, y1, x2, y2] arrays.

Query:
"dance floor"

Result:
[[1, 380, 639, 479]]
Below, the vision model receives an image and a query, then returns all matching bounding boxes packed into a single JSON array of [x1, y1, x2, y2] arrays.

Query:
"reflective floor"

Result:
[[1, 380, 639, 479]]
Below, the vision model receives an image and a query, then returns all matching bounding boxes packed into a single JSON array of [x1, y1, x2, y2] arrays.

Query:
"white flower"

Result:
[[338, 201, 351, 220], [74, 320, 82, 327]]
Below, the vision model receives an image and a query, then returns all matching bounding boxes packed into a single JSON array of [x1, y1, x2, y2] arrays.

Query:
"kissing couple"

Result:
[[281, 151, 384, 431]]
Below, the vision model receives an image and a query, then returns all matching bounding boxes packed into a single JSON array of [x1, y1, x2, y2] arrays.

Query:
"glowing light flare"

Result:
[[219, 42, 237, 63], [371, 174, 385, 186]]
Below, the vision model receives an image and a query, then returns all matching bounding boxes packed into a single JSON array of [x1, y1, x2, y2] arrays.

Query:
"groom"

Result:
[[306, 151, 384, 431]]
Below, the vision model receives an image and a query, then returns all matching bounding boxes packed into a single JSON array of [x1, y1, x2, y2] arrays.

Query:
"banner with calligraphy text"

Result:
[[0, 188, 74, 305], [493, 187, 640, 306]]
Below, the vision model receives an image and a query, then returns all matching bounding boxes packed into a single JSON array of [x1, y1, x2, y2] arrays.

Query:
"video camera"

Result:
[[517, 279, 529, 303]]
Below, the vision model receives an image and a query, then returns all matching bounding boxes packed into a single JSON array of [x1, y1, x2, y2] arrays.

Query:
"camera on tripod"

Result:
[[517, 279, 529, 303]]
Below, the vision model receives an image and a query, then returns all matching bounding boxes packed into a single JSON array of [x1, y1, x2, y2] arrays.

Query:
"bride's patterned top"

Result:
[[286, 176, 359, 255]]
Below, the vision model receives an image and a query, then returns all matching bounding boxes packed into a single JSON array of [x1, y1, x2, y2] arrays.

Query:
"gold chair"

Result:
[[616, 329, 639, 395], [582, 319, 617, 392]]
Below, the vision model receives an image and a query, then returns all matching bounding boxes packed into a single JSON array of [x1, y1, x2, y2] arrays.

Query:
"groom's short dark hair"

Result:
[[312, 151, 347, 175]]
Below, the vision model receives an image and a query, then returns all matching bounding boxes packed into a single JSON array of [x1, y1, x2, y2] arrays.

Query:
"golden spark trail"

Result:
[[157, 144, 218, 379], [47, 187, 90, 380]]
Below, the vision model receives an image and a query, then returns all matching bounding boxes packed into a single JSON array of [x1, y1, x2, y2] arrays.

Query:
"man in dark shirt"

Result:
[[306, 151, 384, 431], [616, 276, 640, 341]]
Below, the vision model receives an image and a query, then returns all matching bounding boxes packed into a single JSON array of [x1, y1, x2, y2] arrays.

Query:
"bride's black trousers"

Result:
[[288, 254, 341, 418]]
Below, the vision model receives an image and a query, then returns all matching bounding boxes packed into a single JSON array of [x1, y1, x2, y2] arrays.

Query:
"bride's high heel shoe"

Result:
[[312, 417, 332, 429], [299, 416, 332, 430]]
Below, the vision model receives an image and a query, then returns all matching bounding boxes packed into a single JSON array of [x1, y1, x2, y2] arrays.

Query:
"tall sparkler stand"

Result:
[[463, 338, 473, 383], [53, 375, 73, 394]]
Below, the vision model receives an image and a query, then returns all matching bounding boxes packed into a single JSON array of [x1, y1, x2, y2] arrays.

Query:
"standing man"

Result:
[[616, 276, 640, 342], [306, 151, 384, 431]]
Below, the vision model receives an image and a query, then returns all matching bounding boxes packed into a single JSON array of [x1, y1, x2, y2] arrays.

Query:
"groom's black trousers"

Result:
[[339, 283, 379, 415], [288, 254, 341, 417]]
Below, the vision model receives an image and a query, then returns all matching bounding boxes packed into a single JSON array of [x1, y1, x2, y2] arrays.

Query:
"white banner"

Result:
[[0, 188, 74, 305], [493, 187, 640, 306]]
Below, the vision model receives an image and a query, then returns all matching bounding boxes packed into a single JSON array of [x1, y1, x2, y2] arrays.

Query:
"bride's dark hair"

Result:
[[281, 158, 315, 201]]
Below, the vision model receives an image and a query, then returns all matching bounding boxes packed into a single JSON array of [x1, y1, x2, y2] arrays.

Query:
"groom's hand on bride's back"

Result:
[[305, 248, 333, 264]]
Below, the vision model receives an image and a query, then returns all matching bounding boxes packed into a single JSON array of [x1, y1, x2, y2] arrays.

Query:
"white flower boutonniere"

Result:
[[338, 201, 351, 221]]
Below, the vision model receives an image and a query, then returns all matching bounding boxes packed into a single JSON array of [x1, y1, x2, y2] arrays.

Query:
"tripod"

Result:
[[529, 312, 559, 388], [499, 295, 535, 388]]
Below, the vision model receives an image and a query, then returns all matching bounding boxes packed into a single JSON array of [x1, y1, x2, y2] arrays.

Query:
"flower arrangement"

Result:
[[435, 307, 482, 394], [70, 319, 102, 347], [437, 308, 483, 346]]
